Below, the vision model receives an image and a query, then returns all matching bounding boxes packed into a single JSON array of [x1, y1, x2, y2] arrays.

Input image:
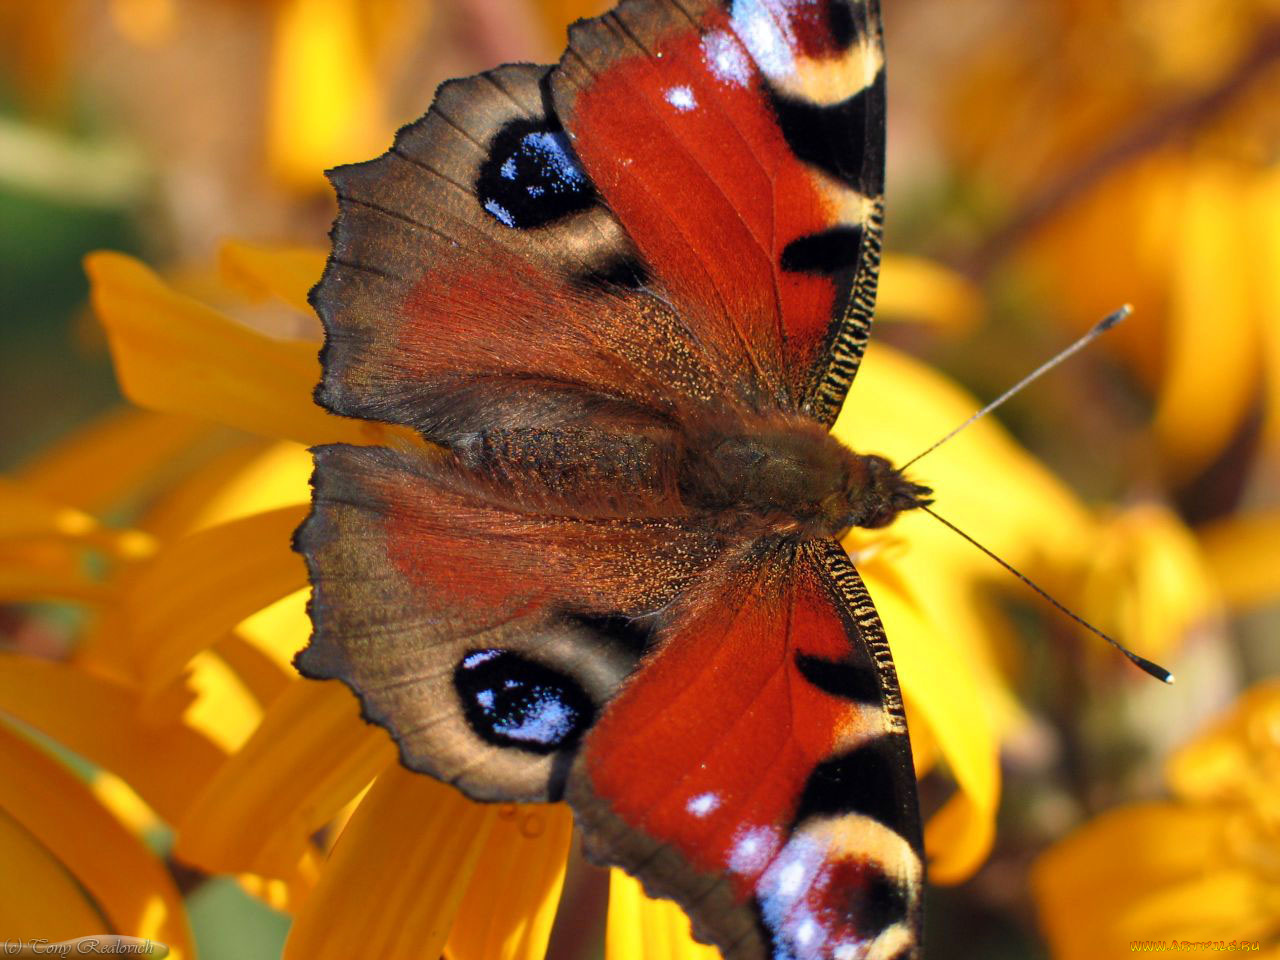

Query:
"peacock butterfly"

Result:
[[294, 0, 933, 956]]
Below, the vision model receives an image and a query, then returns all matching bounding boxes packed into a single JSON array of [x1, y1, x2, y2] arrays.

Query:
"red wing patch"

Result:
[[552, 0, 886, 420]]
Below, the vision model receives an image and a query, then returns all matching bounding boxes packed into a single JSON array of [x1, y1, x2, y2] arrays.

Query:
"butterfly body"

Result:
[[676, 414, 931, 538], [453, 406, 929, 539], [298, 0, 931, 956]]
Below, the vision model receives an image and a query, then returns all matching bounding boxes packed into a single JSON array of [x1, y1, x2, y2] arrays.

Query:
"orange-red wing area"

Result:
[[295, 443, 723, 803], [569, 539, 923, 960], [552, 0, 887, 422]]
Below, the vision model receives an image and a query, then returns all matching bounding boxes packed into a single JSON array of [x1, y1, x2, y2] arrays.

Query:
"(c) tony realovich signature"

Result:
[[2, 936, 169, 957]]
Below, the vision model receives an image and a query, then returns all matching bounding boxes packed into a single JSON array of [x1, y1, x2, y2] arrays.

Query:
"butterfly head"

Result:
[[842, 454, 933, 531]]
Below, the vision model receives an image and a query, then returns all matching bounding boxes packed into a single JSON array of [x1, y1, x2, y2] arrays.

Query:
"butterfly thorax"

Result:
[[678, 413, 932, 540]]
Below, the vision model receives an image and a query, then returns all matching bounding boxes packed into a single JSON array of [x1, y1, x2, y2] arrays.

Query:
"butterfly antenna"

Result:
[[919, 505, 1174, 683], [898, 305, 1132, 472]]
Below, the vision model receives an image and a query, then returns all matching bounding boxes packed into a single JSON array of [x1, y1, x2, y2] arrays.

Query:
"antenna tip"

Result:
[[1097, 304, 1133, 332], [1128, 651, 1175, 685]]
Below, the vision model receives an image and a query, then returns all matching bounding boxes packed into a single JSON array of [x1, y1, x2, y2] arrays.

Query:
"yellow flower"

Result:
[[0, 237, 1209, 956], [0, 718, 195, 957], [1032, 680, 1280, 958]]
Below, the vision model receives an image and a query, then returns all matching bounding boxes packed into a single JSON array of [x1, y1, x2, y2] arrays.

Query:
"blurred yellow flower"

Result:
[[1076, 502, 1222, 670], [939, 0, 1280, 478], [1033, 679, 1280, 958]]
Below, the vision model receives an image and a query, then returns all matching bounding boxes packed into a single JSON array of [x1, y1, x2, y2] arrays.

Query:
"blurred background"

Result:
[[1, 0, 1277, 957]]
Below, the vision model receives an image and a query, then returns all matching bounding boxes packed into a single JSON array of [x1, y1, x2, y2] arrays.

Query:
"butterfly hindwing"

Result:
[[567, 538, 922, 959], [295, 442, 723, 801]]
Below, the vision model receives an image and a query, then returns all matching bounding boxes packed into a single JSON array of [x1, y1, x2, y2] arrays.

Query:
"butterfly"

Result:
[[294, 0, 934, 956]]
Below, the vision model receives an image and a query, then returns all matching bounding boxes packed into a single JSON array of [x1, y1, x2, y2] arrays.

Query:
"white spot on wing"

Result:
[[756, 833, 835, 959], [727, 824, 780, 875], [730, 0, 796, 81], [702, 29, 752, 87], [777, 858, 807, 897], [664, 85, 697, 111], [462, 650, 500, 669], [686, 792, 720, 817]]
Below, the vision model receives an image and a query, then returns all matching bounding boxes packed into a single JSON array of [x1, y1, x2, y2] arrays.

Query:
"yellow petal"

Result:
[[86, 251, 401, 446], [1165, 679, 1280, 807], [1153, 163, 1261, 478], [214, 631, 296, 709], [237, 855, 322, 916], [111, 505, 307, 688], [1077, 502, 1221, 664], [267, 0, 385, 190], [174, 678, 395, 879], [219, 240, 328, 316], [177, 441, 313, 532], [0, 804, 110, 941], [876, 254, 983, 333], [0, 549, 113, 603], [0, 476, 115, 546], [606, 869, 720, 960], [92, 770, 162, 838], [178, 649, 266, 753], [446, 804, 574, 960], [836, 342, 1093, 576], [284, 764, 494, 960], [1254, 169, 1280, 452], [1033, 804, 1273, 958], [1199, 509, 1280, 613], [860, 563, 1000, 883], [0, 653, 226, 824], [234, 587, 313, 676], [13, 408, 235, 518], [0, 723, 195, 957], [135, 436, 276, 540]]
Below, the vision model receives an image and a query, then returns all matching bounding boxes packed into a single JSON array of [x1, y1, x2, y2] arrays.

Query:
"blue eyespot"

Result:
[[454, 648, 595, 753], [476, 119, 596, 230]]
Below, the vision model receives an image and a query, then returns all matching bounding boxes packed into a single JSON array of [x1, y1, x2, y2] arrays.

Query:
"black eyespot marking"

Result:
[[794, 652, 881, 703], [855, 869, 911, 935], [454, 648, 595, 753], [476, 119, 597, 229], [827, 0, 859, 51], [780, 226, 866, 276], [574, 257, 651, 291], [794, 737, 921, 848], [769, 71, 885, 195], [569, 611, 657, 658]]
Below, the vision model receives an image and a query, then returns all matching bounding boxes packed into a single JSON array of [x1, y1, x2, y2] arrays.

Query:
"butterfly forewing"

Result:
[[551, 0, 886, 421]]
